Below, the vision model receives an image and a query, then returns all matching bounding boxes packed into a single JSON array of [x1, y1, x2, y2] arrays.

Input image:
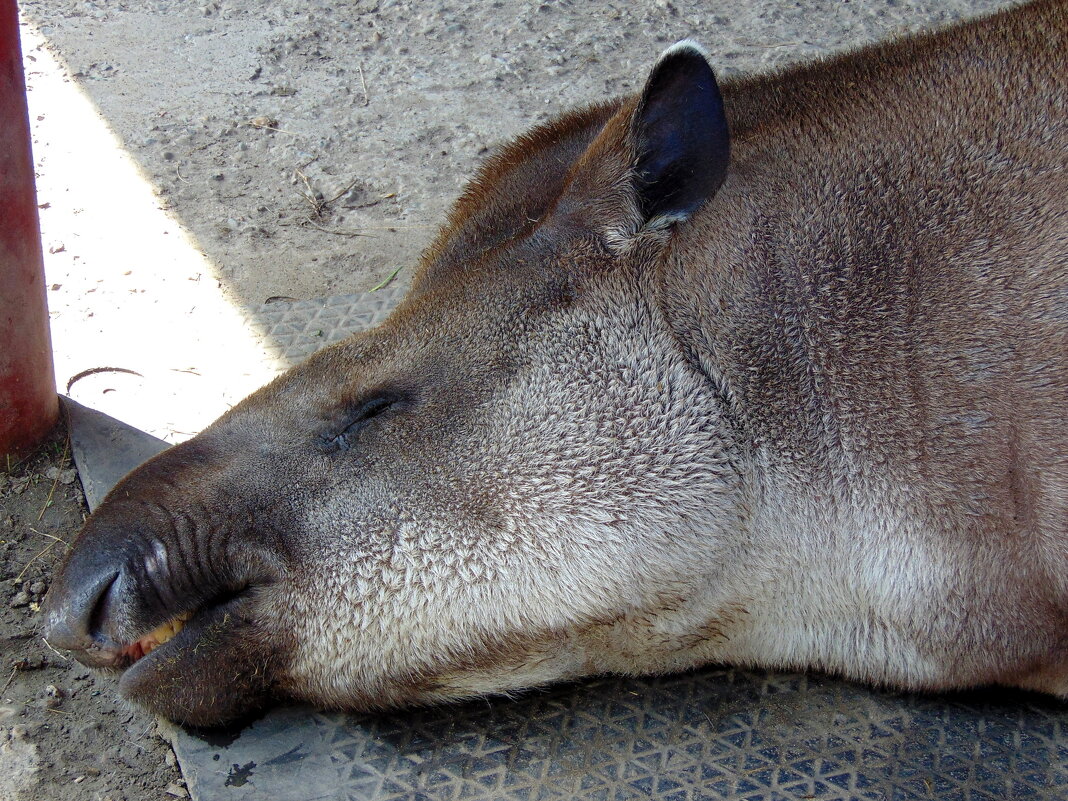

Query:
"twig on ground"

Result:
[[358, 63, 370, 106], [0, 667, 17, 697], [42, 639, 70, 661], [302, 219, 370, 238], [66, 366, 143, 394], [738, 39, 806, 49], [245, 120, 302, 136]]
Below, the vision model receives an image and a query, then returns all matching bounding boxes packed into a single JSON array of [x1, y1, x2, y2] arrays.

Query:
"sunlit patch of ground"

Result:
[[22, 21, 283, 443]]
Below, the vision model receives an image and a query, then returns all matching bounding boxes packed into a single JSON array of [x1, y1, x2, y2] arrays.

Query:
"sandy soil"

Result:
[[0, 429, 182, 801], [4, 1, 1015, 799], [19, 0, 1007, 307]]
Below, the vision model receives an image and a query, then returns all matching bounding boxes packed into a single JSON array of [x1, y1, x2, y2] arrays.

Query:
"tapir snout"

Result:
[[43, 437, 290, 723]]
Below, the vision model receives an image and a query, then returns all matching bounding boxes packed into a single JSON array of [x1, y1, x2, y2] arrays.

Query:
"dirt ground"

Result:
[[0, 427, 182, 801], [4, 1, 1015, 799], [18, 0, 1008, 308]]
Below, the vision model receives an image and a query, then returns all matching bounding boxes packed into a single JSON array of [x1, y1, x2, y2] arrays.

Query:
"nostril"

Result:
[[42, 569, 120, 652]]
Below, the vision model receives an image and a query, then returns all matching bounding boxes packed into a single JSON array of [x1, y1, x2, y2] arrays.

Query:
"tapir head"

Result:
[[43, 44, 742, 726]]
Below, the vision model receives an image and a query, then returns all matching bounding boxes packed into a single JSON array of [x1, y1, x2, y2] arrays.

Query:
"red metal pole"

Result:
[[0, 0, 58, 457]]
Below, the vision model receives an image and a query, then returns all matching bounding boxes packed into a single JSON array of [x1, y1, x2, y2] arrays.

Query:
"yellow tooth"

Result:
[[143, 614, 188, 648]]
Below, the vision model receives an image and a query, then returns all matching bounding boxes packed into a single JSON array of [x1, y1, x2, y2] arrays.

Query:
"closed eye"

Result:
[[320, 394, 401, 453]]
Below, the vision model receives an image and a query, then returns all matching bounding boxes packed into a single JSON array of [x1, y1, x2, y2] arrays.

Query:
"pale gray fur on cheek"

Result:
[[280, 276, 746, 708]]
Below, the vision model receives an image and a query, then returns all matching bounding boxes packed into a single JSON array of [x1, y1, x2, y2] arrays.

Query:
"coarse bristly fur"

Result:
[[42, 0, 1067, 726]]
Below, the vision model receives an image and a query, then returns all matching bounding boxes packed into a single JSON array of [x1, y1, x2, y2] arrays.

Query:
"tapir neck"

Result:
[[655, 0, 1068, 513]]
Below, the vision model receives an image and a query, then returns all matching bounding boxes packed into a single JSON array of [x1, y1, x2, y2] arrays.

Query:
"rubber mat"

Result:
[[166, 671, 1067, 801], [247, 288, 406, 368], [66, 290, 1068, 801]]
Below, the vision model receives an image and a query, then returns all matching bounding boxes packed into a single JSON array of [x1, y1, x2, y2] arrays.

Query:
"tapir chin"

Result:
[[43, 0, 1067, 726]]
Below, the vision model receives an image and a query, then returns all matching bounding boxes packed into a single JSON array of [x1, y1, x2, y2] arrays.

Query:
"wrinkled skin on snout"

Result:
[[43, 1, 1068, 727]]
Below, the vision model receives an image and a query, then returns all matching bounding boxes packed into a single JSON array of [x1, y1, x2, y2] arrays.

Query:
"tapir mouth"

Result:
[[47, 607, 197, 673], [120, 611, 192, 664], [55, 605, 204, 673], [45, 579, 251, 676]]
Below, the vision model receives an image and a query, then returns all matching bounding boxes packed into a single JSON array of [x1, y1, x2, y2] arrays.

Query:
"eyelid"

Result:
[[320, 393, 405, 453]]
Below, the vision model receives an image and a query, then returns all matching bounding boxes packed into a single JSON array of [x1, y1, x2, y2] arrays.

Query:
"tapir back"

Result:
[[656, 0, 1068, 689]]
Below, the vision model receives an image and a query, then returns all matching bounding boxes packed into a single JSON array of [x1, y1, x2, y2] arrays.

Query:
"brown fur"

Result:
[[42, 1, 1068, 725]]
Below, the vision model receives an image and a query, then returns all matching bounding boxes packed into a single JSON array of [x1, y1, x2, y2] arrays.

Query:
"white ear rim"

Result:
[[656, 39, 712, 67]]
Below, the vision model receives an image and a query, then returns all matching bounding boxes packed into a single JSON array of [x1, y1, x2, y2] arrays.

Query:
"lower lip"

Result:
[[118, 622, 191, 689]]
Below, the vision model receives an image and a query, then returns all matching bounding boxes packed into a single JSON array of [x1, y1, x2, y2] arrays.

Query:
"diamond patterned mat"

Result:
[[67, 289, 1068, 801], [247, 286, 407, 370], [166, 670, 1068, 801]]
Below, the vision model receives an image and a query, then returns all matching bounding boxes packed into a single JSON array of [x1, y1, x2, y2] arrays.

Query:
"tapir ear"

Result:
[[631, 40, 730, 227], [550, 42, 729, 246]]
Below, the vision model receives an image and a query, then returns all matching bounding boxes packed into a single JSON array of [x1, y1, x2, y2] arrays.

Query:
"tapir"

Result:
[[43, 0, 1067, 726]]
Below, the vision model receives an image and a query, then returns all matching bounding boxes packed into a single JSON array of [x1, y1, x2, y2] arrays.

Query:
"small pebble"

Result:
[[165, 782, 189, 798], [10, 591, 30, 608], [44, 467, 77, 485]]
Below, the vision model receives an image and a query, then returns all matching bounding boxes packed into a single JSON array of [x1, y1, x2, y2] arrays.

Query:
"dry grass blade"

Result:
[[371, 265, 403, 291], [41, 639, 70, 662], [37, 438, 71, 522], [323, 177, 362, 207], [302, 219, 370, 238], [28, 527, 68, 544], [16, 538, 62, 583], [295, 168, 324, 216], [0, 667, 17, 697]]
